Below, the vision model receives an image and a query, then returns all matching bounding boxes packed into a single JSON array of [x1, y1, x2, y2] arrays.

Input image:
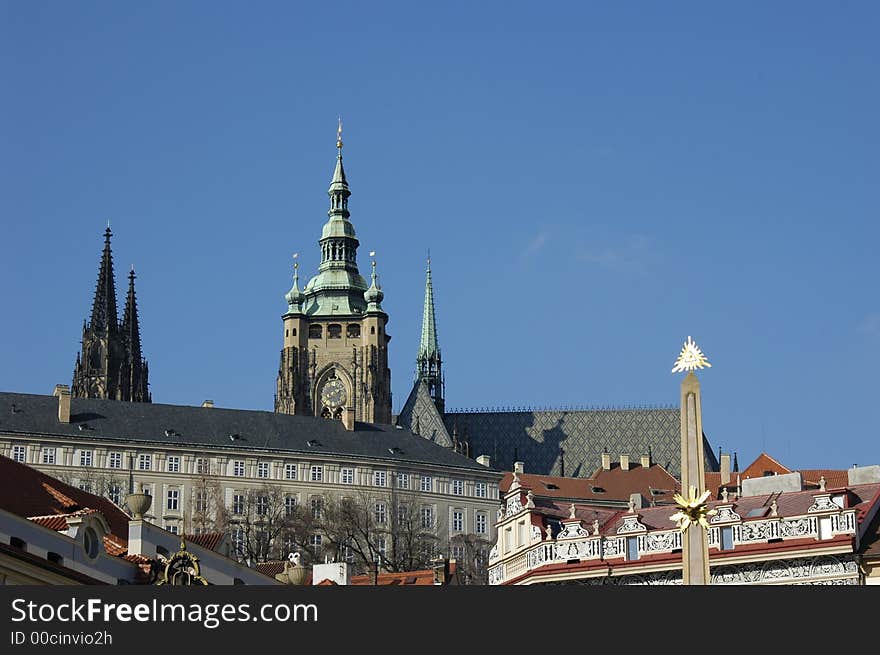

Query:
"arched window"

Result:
[[328, 324, 342, 339], [346, 324, 361, 338], [309, 325, 322, 339], [292, 328, 297, 337], [370, 326, 376, 335]]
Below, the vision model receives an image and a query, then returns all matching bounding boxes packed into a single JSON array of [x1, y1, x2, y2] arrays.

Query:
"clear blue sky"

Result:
[[2, 2, 878, 471]]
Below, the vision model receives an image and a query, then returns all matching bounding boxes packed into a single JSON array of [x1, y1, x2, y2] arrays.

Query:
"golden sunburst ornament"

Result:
[[671, 336, 712, 373], [670, 486, 717, 531]]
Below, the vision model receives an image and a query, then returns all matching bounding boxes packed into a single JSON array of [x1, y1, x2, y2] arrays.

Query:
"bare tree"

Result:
[[283, 491, 439, 575], [55, 469, 129, 509], [226, 483, 298, 566], [448, 532, 491, 585], [186, 472, 227, 536]]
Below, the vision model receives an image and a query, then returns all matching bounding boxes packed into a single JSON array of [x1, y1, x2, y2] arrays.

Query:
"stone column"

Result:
[[680, 371, 710, 585]]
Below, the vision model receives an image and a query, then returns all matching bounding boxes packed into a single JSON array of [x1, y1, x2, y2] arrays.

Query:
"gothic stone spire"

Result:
[[417, 256, 443, 413], [90, 227, 119, 334]]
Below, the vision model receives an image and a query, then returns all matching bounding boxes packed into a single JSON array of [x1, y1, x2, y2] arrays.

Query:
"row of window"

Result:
[[120, 483, 489, 536], [16, 445, 491, 499], [307, 324, 362, 339]]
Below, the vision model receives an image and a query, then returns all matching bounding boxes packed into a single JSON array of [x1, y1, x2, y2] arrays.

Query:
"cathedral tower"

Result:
[[417, 257, 444, 414], [72, 228, 151, 402], [275, 124, 392, 423]]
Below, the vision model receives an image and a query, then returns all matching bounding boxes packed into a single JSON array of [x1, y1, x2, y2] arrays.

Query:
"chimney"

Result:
[[342, 407, 356, 431], [720, 453, 731, 485], [53, 384, 71, 423], [431, 556, 450, 585], [620, 454, 630, 471], [201, 400, 214, 408], [476, 455, 491, 468], [640, 453, 651, 468], [601, 452, 611, 470], [514, 461, 524, 475]]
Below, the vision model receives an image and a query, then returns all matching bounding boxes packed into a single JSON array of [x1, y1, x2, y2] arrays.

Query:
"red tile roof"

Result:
[[255, 561, 457, 585], [0, 455, 132, 540], [501, 463, 680, 505], [183, 532, 225, 552]]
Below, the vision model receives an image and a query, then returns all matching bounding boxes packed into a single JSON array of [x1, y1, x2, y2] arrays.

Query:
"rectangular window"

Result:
[[41, 447, 56, 465], [341, 467, 354, 484], [451, 544, 464, 561], [108, 452, 122, 469], [376, 535, 387, 558], [397, 505, 408, 526], [232, 494, 245, 515], [233, 460, 245, 477], [137, 453, 151, 471], [285, 495, 297, 518], [310, 534, 322, 559], [374, 502, 387, 524], [79, 450, 93, 467], [311, 497, 323, 520], [397, 473, 409, 489], [11, 445, 26, 463], [373, 470, 386, 487], [107, 484, 122, 506], [421, 507, 434, 529], [310, 465, 323, 482], [626, 536, 639, 561], [78, 481, 92, 493], [167, 489, 179, 511], [475, 512, 487, 534], [475, 482, 487, 498], [194, 491, 207, 513], [166, 523, 179, 535], [256, 495, 269, 516], [166, 456, 180, 473], [195, 458, 210, 475], [420, 475, 432, 493], [257, 462, 270, 479], [232, 527, 245, 552], [452, 479, 463, 496], [721, 526, 734, 551], [140, 484, 152, 499], [285, 463, 298, 480], [452, 510, 464, 532]]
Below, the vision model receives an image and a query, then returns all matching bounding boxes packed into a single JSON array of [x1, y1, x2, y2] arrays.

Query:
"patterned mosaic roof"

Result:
[[444, 408, 719, 478], [397, 381, 453, 448]]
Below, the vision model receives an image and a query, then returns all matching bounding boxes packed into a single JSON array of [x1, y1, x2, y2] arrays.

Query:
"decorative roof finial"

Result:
[[671, 336, 712, 374], [337, 116, 343, 152]]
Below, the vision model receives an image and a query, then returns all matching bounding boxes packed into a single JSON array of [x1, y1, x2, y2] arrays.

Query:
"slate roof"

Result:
[[445, 407, 718, 479], [397, 381, 453, 447], [0, 392, 490, 473]]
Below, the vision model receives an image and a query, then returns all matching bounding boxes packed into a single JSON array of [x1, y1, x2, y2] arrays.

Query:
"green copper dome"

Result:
[[300, 129, 372, 317]]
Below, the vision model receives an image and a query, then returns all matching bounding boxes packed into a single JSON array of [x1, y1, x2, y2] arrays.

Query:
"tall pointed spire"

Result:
[[328, 117, 350, 217], [122, 267, 142, 363], [90, 227, 119, 333], [417, 255, 443, 413], [73, 228, 150, 402], [418, 255, 440, 365]]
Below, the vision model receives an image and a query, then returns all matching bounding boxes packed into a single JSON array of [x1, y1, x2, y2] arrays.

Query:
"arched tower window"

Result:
[[346, 324, 361, 338], [309, 325, 322, 339], [328, 324, 342, 339]]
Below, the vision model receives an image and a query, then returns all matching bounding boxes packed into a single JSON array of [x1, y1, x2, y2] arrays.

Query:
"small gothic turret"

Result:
[[416, 256, 443, 414], [72, 228, 150, 402]]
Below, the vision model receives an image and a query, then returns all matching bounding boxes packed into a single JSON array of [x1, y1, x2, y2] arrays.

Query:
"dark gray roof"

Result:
[[445, 408, 719, 478], [0, 392, 494, 473], [397, 381, 453, 448]]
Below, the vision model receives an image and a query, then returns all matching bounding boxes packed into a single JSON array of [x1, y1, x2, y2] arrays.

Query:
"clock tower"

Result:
[[274, 124, 392, 424]]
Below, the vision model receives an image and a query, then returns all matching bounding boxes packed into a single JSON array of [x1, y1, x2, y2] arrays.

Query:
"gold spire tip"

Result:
[[336, 117, 343, 149]]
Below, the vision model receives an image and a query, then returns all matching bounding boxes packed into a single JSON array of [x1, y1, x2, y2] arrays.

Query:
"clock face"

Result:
[[321, 379, 347, 409]]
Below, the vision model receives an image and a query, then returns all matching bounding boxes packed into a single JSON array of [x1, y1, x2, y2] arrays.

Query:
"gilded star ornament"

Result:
[[671, 336, 712, 373], [670, 486, 717, 532]]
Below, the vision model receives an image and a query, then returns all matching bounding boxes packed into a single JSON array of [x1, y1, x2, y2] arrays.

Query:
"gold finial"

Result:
[[293, 252, 299, 271], [336, 117, 343, 150], [671, 336, 712, 373], [670, 486, 717, 531]]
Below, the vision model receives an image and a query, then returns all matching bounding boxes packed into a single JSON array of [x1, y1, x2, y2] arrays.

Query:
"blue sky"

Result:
[[2, 2, 878, 471]]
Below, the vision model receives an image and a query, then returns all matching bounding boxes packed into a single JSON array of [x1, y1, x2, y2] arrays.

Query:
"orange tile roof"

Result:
[[501, 463, 680, 505], [183, 532, 225, 551]]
